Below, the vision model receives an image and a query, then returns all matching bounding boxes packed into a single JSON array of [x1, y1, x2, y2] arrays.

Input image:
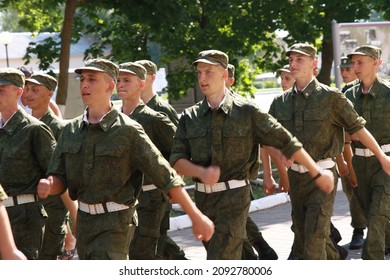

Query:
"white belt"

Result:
[[195, 180, 249, 193], [290, 158, 335, 174], [355, 144, 390, 157], [78, 201, 129, 215], [142, 184, 157, 191], [2, 194, 38, 208]]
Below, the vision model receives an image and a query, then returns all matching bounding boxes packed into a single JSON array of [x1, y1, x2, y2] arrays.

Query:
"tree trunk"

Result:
[[56, 0, 79, 115], [317, 40, 333, 86]]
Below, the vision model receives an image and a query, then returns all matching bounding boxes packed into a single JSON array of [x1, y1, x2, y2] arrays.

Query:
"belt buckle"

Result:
[[204, 184, 213, 194], [364, 149, 371, 157], [88, 204, 97, 215]]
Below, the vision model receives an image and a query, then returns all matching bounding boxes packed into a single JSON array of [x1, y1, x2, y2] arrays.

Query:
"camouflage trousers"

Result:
[[7, 201, 47, 260], [340, 175, 367, 229], [289, 167, 340, 260], [39, 195, 68, 260], [353, 156, 390, 259], [195, 185, 251, 260], [129, 189, 167, 260], [241, 216, 267, 260], [77, 207, 136, 260], [157, 204, 187, 260]]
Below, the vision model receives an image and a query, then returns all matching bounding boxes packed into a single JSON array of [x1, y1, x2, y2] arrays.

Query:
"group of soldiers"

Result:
[[0, 42, 390, 260]]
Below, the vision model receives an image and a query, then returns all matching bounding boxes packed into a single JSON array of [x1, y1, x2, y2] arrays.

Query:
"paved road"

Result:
[[169, 180, 389, 260]]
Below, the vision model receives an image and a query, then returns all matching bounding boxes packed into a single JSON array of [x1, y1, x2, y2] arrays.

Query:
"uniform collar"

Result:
[[357, 77, 381, 98], [82, 103, 119, 132], [292, 78, 318, 99], [200, 89, 232, 116], [0, 109, 25, 135]]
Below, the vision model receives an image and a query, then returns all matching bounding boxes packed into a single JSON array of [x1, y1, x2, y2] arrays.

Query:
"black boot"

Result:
[[252, 234, 278, 260], [330, 222, 342, 244], [349, 228, 364, 250]]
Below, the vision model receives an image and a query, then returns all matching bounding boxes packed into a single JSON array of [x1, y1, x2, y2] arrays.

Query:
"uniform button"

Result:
[[103, 124, 107, 128], [304, 93, 309, 97]]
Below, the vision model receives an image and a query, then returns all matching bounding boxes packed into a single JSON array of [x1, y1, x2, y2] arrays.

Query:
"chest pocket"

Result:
[[95, 144, 126, 165], [273, 108, 294, 134], [302, 109, 328, 145], [186, 126, 209, 163], [1, 147, 30, 184], [222, 126, 252, 161]]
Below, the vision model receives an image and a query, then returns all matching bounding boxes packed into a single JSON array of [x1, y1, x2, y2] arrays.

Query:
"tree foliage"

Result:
[[0, 0, 387, 103]]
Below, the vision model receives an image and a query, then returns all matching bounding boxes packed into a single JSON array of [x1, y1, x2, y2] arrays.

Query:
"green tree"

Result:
[[276, 0, 372, 85], [1, 0, 387, 105]]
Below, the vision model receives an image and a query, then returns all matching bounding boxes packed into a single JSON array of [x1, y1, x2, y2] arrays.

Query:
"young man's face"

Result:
[[340, 67, 357, 83], [196, 62, 227, 96], [117, 72, 144, 100], [280, 72, 295, 91], [0, 85, 21, 113], [79, 70, 113, 107], [288, 53, 316, 81], [351, 55, 377, 81], [24, 83, 52, 111]]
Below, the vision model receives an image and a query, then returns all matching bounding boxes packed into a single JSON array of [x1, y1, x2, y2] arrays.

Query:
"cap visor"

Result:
[[286, 50, 312, 57], [25, 78, 42, 86], [74, 66, 106, 74], [0, 79, 13, 86], [192, 59, 220, 66], [119, 69, 138, 75]]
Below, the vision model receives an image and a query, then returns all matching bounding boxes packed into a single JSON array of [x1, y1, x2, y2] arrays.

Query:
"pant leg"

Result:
[[129, 189, 166, 260], [39, 195, 68, 260], [341, 175, 367, 229], [289, 168, 339, 260], [195, 186, 251, 260], [7, 202, 47, 260], [77, 207, 136, 260], [157, 204, 187, 260], [354, 156, 390, 260]]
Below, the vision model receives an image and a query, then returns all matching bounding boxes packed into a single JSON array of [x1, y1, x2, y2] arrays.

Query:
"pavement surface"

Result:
[[169, 179, 390, 260]]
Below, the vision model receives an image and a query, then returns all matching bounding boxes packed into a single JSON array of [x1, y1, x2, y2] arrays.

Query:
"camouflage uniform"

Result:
[[269, 78, 366, 259], [127, 102, 176, 260], [340, 80, 367, 243], [170, 92, 302, 259], [48, 107, 185, 260], [229, 87, 276, 260], [146, 94, 179, 126], [38, 110, 69, 260], [143, 84, 186, 260], [345, 77, 390, 259], [0, 109, 55, 259]]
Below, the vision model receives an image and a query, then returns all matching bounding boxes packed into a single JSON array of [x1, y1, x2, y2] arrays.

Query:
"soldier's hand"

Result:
[[380, 156, 390, 176], [200, 165, 221, 185], [262, 176, 276, 195], [314, 169, 334, 195], [279, 175, 290, 192], [192, 213, 214, 242], [38, 177, 52, 199]]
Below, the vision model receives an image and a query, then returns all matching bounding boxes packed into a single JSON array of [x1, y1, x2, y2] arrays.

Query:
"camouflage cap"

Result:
[[347, 45, 382, 60], [228, 64, 235, 77], [134, 60, 157, 75], [0, 68, 25, 88], [286, 43, 317, 59], [192, 49, 229, 69], [119, 62, 147, 80], [75, 58, 119, 81], [338, 56, 352, 68], [276, 64, 291, 76], [26, 73, 58, 91]]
